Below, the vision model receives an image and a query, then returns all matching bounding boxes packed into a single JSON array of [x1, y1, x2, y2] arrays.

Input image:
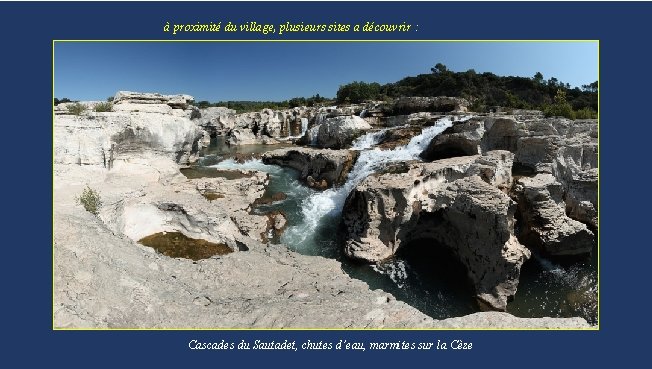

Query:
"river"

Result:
[[197, 118, 597, 324]]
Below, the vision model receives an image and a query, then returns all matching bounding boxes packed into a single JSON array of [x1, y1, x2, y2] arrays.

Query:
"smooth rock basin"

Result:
[[138, 231, 233, 260]]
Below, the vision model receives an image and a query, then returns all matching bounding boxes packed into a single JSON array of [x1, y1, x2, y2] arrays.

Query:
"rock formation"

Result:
[[196, 107, 315, 145], [513, 174, 594, 256], [54, 201, 435, 328], [384, 96, 469, 115], [375, 126, 424, 150], [54, 94, 204, 167], [53, 92, 451, 328], [341, 113, 597, 310], [420, 115, 598, 238], [303, 115, 372, 149], [192, 106, 236, 137], [420, 117, 485, 160], [342, 152, 530, 310], [261, 147, 359, 188], [113, 91, 195, 108]]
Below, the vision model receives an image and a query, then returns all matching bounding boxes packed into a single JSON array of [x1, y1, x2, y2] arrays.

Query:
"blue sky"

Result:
[[54, 42, 598, 101]]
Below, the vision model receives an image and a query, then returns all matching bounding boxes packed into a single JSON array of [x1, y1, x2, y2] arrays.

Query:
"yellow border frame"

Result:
[[52, 39, 600, 331]]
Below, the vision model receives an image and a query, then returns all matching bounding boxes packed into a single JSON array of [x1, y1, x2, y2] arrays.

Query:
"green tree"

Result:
[[544, 89, 574, 119], [582, 81, 598, 93], [288, 97, 307, 108], [431, 63, 448, 74], [336, 81, 381, 104], [54, 97, 71, 106], [196, 101, 211, 109]]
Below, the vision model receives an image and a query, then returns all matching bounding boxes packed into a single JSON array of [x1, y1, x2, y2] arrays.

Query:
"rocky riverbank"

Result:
[[53, 91, 595, 328], [341, 115, 597, 311]]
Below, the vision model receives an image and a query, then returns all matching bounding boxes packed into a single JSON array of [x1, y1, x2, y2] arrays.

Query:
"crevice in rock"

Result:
[[511, 162, 536, 177], [421, 143, 475, 161]]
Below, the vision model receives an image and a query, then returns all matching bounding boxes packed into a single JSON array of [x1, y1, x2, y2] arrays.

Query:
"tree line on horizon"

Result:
[[336, 63, 597, 118], [54, 63, 598, 119], [195, 94, 330, 113]]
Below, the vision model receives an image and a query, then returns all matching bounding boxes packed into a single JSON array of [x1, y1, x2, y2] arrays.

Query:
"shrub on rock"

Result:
[[94, 102, 113, 112], [76, 185, 102, 216], [67, 102, 87, 116]]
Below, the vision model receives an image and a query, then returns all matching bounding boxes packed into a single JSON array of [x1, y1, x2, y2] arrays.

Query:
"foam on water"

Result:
[[372, 259, 409, 288], [350, 126, 393, 150], [301, 118, 308, 135], [508, 251, 598, 325], [210, 158, 282, 174]]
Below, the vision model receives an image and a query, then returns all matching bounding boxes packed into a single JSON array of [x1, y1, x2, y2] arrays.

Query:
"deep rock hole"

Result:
[[396, 238, 476, 304]]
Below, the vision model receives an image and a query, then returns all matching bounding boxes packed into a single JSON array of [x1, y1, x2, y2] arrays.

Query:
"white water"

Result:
[[534, 253, 586, 287], [301, 118, 308, 135], [281, 116, 457, 246], [210, 158, 282, 174], [372, 259, 408, 288], [309, 126, 319, 146], [349, 126, 393, 150]]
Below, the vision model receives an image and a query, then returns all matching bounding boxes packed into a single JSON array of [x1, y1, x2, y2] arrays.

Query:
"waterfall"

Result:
[[350, 126, 392, 150], [360, 109, 367, 118], [300, 118, 308, 136], [281, 116, 457, 245]]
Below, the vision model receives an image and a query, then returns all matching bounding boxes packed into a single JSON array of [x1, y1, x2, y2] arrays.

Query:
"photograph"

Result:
[[53, 41, 598, 329]]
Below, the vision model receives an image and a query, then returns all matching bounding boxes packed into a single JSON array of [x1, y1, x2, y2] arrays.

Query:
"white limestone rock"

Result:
[[312, 115, 372, 149]]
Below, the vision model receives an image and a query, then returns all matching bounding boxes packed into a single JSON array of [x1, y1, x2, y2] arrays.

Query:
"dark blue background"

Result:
[[1, 1, 648, 366]]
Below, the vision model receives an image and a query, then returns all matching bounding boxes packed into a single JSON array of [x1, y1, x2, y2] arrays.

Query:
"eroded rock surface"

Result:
[[54, 96, 204, 167], [54, 206, 438, 328], [342, 152, 529, 310], [380, 112, 445, 127], [305, 115, 372, 149], [54, 197, 586, 328], [262, 147, 359, 188], [420, 116, 598, 229], [113, 91, 195, 109], [376, 126, 424, 150], [192, 107, 236, 136], [513, 174, 594, 256], [420, 117, 486, 160], [212, 107, 315, 145]]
